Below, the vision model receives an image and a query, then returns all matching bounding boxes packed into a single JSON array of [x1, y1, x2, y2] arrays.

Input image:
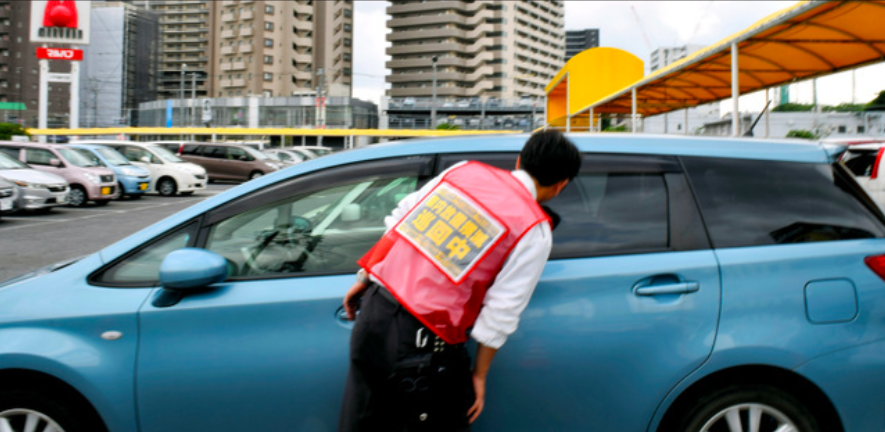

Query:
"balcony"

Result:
[[221, 63, 233, 71], [222, 13, 235, 22], [241, 11, 253, 20], [293, 20, 313, 32], [241, 27, 253, 37], [232, 79, 246, 87], [220, 79, 233, 88], [221, 0, 236, 5], [293, 3, 312, 15], [292, 52, 311, 63], [240, 45, 253, 53], [220, 46, 237, 55], [221, 29, 237, 39], [291, 36, 312, 47], [291, 70, 312, 81], [231, 62, 246, 71]]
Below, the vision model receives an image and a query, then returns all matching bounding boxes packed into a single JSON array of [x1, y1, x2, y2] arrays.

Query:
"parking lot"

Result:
[[0, 183, 235, 282]]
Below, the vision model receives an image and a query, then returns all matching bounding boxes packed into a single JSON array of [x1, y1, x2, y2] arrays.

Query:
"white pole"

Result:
[[684, 107, 689, 135], [631, 87, 637, 133], [38, 59, 49, 142], [731, 42, 740, 137], [765, 88, 770, 138], [589, 107, 594, 132], [70, 61, 80, 130]]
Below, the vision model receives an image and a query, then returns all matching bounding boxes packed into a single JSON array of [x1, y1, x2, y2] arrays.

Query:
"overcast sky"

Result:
[[351, 1, 885, 116]]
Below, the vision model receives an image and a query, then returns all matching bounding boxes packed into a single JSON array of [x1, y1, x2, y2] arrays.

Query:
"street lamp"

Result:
[[431, 56, 437, 129], [180, 63, 187, 127]]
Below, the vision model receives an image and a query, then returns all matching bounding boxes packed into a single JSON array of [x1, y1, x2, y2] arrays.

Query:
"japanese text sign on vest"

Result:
[[396, 183, 506, 283]]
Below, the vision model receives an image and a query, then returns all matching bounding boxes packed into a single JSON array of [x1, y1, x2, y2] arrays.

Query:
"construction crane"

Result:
[[630, 4, 653, 52]]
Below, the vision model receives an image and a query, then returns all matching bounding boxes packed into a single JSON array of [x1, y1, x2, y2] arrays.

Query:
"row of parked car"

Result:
[[0, 140, 333, 218]]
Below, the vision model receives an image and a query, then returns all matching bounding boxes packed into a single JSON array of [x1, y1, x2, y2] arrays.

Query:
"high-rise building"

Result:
[[386, 0, 565, 102], [125, 0, 217, 101], [212, 0, 353, 98], [649, 44, 705, 72], [565, 29, 599, 61], [81, 2, 159, 127], [0, 1, 73, 127]]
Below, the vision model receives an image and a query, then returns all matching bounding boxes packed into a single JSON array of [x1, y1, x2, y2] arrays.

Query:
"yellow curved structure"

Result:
[[545, 47, 644, 130]]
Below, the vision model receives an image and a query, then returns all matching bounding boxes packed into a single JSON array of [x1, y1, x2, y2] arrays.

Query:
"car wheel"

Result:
[[116, 183, 127, 200], [157, 178, 177, 197], [677, 384, 820, 432], [0, 389, 105, 432], [67, 186, 87, 207], [249, 171, 263, 180]]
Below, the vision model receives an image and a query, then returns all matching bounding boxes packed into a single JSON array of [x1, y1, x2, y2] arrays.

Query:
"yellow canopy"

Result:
[[25, 127, 519, 138], [557, 1, 885, 119]]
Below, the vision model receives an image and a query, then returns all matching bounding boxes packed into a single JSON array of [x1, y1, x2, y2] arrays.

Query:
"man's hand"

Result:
[[467, 343, 498, 424], [343, 280, 368, 320], [467, 373, 486, 424]]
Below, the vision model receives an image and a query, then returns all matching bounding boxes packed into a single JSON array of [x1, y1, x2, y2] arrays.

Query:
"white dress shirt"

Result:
[[372, 162, 552, 349]]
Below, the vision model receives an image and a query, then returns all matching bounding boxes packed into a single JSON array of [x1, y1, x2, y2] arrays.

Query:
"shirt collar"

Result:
[[511, 170, 537, 200]]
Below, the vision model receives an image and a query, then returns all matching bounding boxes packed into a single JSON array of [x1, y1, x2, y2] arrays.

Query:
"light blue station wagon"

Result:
[[1, 134, 884, 432]]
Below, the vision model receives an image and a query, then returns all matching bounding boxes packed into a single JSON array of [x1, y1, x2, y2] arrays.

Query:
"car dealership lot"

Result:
[[0, 183, 235, 281]]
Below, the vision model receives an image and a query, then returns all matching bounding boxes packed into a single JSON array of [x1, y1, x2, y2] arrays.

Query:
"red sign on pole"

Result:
[[36, 47, 83, 61]]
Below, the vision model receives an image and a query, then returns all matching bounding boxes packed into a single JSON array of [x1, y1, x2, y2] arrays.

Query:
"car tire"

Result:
[[676, 383, 820, 432], [116, 182, 127, 200], [249, 171, 263, 180], [157, 178, 177, 197], [67, 186, 87, 207], [0, 388, 106, 432]]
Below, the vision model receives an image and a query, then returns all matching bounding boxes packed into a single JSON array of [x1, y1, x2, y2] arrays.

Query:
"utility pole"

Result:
[[316, 68, 325, 146], [191, 73, 197, 127], [431, 56, 438, 129]]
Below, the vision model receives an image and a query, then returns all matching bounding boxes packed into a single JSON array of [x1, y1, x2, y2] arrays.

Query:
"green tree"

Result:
[[785, 129, 817, 140], [0, 123, 29, 140], [603, 124, 628, 132], [772, 103, 815, 112], [864, 90, 885, 111], [825, 103, 865, 112], [436, 122, 461, 130]]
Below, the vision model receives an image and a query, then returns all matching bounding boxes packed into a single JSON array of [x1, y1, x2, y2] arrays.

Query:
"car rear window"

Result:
[[683, 157, 885, 248]]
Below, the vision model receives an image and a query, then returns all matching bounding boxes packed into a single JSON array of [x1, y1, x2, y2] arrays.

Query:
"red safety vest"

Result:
[[359, 162, 550, 344]]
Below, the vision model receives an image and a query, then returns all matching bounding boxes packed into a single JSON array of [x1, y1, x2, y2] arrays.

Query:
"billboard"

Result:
[[30, 1, 91, 46]]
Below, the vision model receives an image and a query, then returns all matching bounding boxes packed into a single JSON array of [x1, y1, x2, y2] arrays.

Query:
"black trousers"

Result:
[[339, 284, 475, 432]]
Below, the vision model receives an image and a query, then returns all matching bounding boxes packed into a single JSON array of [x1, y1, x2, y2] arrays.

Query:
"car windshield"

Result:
[[57, 148, 99, 167], [95, 147, 132, 166], [310, 148, 332, 156], [0, 152, 28, 169], [72, 148, 108, 167], [151, 145, 185, 163], [243, 146, 270, 160]]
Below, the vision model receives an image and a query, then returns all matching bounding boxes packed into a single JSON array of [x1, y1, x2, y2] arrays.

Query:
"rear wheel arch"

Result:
[[657, 365, 843, 432], [0, 368, 108, 431]]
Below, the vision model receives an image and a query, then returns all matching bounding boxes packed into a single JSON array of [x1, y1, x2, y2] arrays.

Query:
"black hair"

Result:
[[519, 130, 581, 186]]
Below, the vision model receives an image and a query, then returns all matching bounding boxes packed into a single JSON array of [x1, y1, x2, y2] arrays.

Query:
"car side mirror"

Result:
[[49, 158, 61, 167], [159, 248, 228, 290], [341, 203, 361, 222]]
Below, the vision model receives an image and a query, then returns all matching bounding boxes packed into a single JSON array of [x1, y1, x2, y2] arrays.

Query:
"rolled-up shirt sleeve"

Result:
[[470, 221, 553, 349]]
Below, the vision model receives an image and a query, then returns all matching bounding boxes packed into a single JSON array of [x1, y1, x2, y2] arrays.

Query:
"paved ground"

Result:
[[0, 183, 235, 282]]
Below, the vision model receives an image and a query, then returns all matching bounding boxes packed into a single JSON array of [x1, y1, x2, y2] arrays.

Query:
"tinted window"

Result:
[[683, 157, 885, 248], [202, 146, 226, 159], [0, 147, 19, 158], [228, 147, 252, 161], [118, 146, 160, 164], [181, 144, 200, 155], [439, 153, 675, 258]]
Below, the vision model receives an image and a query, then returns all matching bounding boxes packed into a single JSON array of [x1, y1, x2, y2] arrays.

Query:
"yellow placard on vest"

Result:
[[397, 182, 505, 283]]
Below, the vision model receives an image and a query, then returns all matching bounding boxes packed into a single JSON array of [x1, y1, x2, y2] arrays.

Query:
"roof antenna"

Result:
[[743, 99, 772, 137]]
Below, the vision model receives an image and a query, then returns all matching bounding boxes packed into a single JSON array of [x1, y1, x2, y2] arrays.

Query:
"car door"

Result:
[[436, 152, 722, 431], [135, 156, 434, 432]]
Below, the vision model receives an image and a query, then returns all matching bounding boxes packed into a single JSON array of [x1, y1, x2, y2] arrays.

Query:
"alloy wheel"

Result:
[[67, 187, 86, 207], [0, 408, 66, 432], [699, 403, 798, 432]]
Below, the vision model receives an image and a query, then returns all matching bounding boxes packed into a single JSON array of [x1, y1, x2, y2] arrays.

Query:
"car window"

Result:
[[205, 175, 419, 278], [0, 147, 19, 158], [151, 146, 185, 163], [842, 149, 876, 177], [228, 147, 252, 161], [202, 146, 226, 159], [181, 144, 200, 155], [73, 148, 107, 167], [25, 148, 57, 166], [90, 222, 199, 287], [119, 146, 160, 164], [439, 152, 677, 258], [0, 152, 28, 169], [683, 157, 885, 248], [58, 148, 99, 167], [96, 147, 132, 166]]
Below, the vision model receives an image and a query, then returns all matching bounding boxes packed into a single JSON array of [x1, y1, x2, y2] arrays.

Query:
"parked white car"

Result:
[[838, 139, 885, 206], [77, 141, 207, 196]]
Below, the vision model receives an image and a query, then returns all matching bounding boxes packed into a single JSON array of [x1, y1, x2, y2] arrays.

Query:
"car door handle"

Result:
[[633, 282, 699, 296], [335, 306, 356, 329]]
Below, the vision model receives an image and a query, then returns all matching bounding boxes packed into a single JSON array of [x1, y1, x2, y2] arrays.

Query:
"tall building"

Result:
[[386, 0, 565, 102], [128, 0, 216, 101], [565, 28, 599, 61], [0, 1, 73, 127], [81, 2, 159, 127], [212, 0, 353, 98], [649, 44, 704, 73]]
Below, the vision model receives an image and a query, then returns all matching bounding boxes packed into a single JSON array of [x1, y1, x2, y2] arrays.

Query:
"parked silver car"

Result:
[[0, 151, 69, 212], [0, 176, 17, 218]]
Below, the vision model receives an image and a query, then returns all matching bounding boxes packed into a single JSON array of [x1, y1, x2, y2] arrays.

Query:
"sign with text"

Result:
[[36, 47, 83, 61], [30, 1, 91, 45], [46, 73, 73, 83]]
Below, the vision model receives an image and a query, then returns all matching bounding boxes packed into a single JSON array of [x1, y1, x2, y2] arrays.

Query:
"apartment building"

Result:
[[649, 44, 705, 73], [565, 28, 599, 61], [128, 0, 216, 100], [386, 0, 565, 102], [0, 1, 73, 127], [213, 0, 353, 98]]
